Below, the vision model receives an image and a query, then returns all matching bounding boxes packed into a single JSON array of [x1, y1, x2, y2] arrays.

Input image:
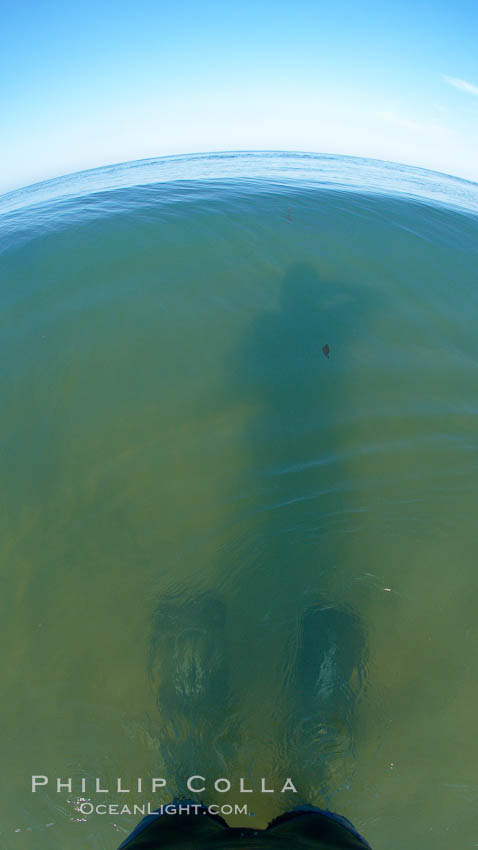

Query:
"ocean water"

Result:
[[1, 151, 478, 850]]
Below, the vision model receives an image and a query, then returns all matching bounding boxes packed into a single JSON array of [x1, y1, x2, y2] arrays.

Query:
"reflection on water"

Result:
[[2, 153, 478, 849]]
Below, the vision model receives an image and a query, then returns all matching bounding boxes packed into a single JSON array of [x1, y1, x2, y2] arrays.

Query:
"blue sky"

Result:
[[1, 0, 478, 193]]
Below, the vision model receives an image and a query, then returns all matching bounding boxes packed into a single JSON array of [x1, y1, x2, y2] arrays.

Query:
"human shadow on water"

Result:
[[148, 262, 378, 808]]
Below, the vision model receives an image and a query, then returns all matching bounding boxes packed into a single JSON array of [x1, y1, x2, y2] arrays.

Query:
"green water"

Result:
[[1, 154, 478, 849]]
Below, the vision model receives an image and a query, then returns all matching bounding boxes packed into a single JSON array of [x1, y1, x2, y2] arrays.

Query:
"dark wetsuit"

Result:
[[118, 805, 372, 849]]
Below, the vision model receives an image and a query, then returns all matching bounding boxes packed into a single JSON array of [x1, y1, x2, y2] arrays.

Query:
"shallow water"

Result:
[[1, 152, 478, 849]]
